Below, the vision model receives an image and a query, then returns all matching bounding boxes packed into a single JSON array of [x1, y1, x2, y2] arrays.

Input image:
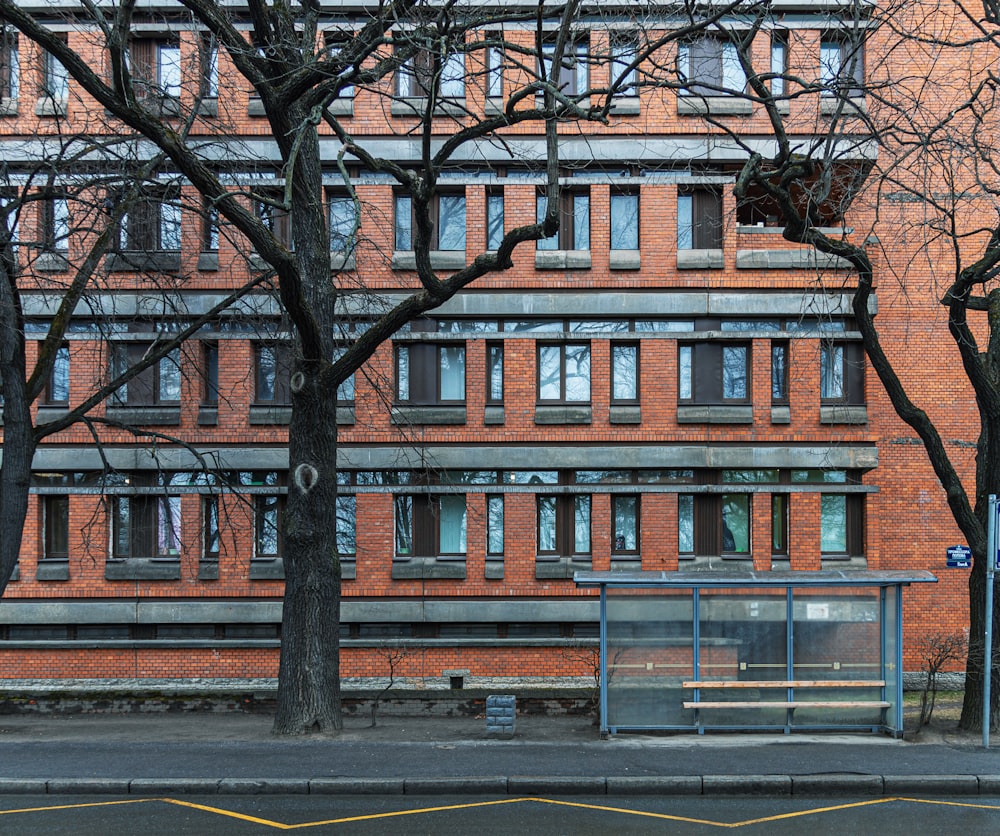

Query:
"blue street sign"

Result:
[[946, 545, 972, 568]]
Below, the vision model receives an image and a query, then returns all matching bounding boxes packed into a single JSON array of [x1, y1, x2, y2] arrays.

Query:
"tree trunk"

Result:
[[0, 264, 33, 595], [960, 558, 1000, 731], [272, 365, 342, 734]]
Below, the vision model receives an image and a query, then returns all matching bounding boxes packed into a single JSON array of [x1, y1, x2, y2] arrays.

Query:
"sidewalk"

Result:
[[2, 711, 999, 797]]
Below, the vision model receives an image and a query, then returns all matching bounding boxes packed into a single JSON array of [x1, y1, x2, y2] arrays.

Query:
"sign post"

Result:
[[985, 494, 998, 749]]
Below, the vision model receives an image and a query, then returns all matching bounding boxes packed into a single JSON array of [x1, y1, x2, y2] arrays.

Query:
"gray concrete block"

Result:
[[310, 778, 405, 795], [47, 778, 132, 794], [606, 776, 702, 795], [218, 779, 310, 795], [0, 779, 48, 794], [130, 778, 220, 795], [703, 775, 791, 795], [508, 776, 606, 795], [792, 775, 883, 796], [405, 777, 507, 794], [978, 775, 1000, 794], [882, 775, 980, 795]]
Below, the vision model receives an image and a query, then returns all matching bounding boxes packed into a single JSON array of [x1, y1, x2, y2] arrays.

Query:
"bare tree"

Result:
[[0, 0, 739, 734], [915, 632, 967, 730], [666, 0, 1000, 728]]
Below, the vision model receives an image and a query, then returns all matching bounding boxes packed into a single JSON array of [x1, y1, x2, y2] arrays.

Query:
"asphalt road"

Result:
[[2, 794, 1000, 835]]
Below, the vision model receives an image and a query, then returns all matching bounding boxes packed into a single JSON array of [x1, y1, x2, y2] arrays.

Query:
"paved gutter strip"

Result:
[[507, 776, 607, 795], [791, 774, 884, 796], [703, 775, 792, 795], [404, 777, 508, 795], [605, 776, 703, 794], [3, 774, 1000, 796], [217, 778, 310, 795], [129, 778, 221, 795], [308, 778, 405, 795], [882, 775, 981, 795], [46, 778, 132, 794]]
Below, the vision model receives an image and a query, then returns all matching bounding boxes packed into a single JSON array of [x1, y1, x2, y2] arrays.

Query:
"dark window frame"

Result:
[[677, 187, 722, 249], [394, 493, 467, 557], [611, 341, 639, 404], [820, 339, 865, 405], [42, 494, 69, 559], [536, 188, 590, 250], [537, 490, 592, 557], [678, 339, 751, 405], [678, 492, 751, 558], [42, 343, 70, 405], [111, 342, 182, 406], [678, 35, 745, 96], [612, 494, 640, 554], [537, 341, 591, 403], [771, 340, 789, 404], [486, 341, 504, 404], [609, 188, 639, 250], [0, 26, 17, 100], [820, 33, 864, 97], [395, 341, 466, 405], [393, 190, 466, 252], [254, 341, 295, 405], [118, 186, 181, 253]]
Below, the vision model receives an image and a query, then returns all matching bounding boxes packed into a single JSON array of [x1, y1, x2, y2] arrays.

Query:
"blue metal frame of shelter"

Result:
[[576, 570, 937, 737]]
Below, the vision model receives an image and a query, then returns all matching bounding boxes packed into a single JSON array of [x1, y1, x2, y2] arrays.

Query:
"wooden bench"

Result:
[[681, 680, 889, 717]]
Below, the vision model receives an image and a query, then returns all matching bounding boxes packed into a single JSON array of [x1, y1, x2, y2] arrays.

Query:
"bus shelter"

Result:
[[574, 570, 937, 737]]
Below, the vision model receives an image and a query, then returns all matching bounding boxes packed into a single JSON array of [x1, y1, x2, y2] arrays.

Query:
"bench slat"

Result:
[[682, 701, 890, 710], [681, 680, 884, 689]]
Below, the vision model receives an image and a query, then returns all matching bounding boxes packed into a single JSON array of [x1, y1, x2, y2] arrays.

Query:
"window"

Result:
[[42, 47, 68, 99], [329, 193, 357, 252], [113, 480, 181, 559], [678, 493, 750, 557], [610, 190, 639, 250], [43, 344, 70, 405], [537, 190, 590, 250], [255, 342, 295, 405], [120, 188, 181, 252], [336, 495, 356, 558], [203, 496, 220, 558], [201, 341, 219, 405], [820, 35, 864, 96], [820, 341, 865, 404], [610, 37, 638, 96], [129, 39, 181, 100], [487, 342, 504, 403], [678, 37, 745, 95], [538, 493, 591, 556], [487, 494, 504, 555], [771, 341, 788, 403], [538, 343, 590, 402], [821, 493, 864, 557], [331, 345, 355, 404], [771, 31, 788, 96], [323, 36, 355, 99], [677, 189, 722, 249], [0, 27, 18, 101], [771, 493, 788, 556], [539, 40, 588, 97], [394, 192, 466, 251], [396, 45, 465, 98], [201, 198, 218, 252], [486, 188, 504, 250], [42, 194, 69, 252], [43, 495, 69, 559], [255, 193, 291, 247], [611, 342, 638, 402], [198, 33, 219, 99], [111, 344, 181, 406], [486, 43, 503, 98], [396, 342, 465, 404], [395, 494, 467, 556], [678, 342, 750, 404], [612, 495, 639, 554], [255, 493, 284, 557]]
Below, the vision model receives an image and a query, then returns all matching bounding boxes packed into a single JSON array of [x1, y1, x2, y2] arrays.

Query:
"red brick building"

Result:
[[0, 2, 976, 686]]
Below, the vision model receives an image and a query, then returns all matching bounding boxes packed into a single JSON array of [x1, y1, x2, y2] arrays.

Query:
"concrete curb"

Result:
[[3, 774, 1000, 797]]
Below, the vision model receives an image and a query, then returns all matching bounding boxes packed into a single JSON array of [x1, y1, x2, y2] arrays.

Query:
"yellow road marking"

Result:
[[0, 798, 152, 815], [161, 796, 526, 830], [1, 794, 999, 830]]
